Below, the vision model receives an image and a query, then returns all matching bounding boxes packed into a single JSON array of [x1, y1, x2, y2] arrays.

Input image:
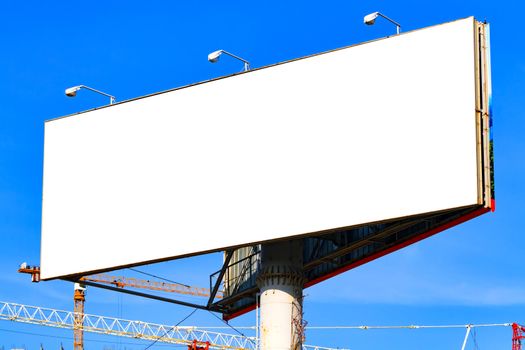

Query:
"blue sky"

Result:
[[1, 1, 524, 350]]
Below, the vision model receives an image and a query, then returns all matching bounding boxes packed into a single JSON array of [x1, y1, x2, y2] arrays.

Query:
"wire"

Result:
[[304, 323, 512, 330], [116, 269, 254, 347], [207, 311, 257, 345], [128, 268, 255, 344], [0, 327, 70, 341], [125, 268, 256, 348], [186, 327, 256, 330], [145, 322, 513, 331], [127, 268, 191, 288], [471, 327, 480, 350], [143, 308, 199, 350], [118, 293, 123, 350], [0, 327, 183, 347]]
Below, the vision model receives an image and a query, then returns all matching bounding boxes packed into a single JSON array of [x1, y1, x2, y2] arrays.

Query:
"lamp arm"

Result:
[[79, 85, 116, 104], [377, 13, 401, 33], [221, 51, 251, 71]]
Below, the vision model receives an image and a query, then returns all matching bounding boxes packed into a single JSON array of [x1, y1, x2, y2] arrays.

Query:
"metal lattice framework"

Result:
[[82, 273, 223, 299], [0, 301, 254, 349], [0, 301, 342, 350]]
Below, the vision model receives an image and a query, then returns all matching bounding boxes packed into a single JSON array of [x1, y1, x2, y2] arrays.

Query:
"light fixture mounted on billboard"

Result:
[[364, 12, 401, 34], [208, 50, 250, 72], [65, 85, 116, 105]]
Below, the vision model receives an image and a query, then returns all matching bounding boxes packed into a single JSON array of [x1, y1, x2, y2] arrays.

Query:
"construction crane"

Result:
[[0, 301, 340, 350], [0, 300, 254, 349], [513, 323, 525, 350], [2, 299, 520, 350], [17, 264, 222, 298], [81, 273, 222, 298], [18, 263, 223, 350], [73, 283, 85, 350]]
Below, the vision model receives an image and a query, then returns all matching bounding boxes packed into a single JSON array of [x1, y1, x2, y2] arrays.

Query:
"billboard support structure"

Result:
[[257, 241, 305, 350], [207, 250, 235, 308]]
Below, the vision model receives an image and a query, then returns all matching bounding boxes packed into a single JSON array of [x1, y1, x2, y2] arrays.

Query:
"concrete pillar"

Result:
[[257, 240, 304, 350]]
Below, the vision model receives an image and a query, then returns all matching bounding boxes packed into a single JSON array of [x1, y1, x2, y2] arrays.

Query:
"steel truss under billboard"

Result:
[[40, 17, 493, 318]]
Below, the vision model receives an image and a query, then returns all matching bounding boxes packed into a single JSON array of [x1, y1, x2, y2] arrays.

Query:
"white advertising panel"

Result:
[[41, 18, 482, 279]]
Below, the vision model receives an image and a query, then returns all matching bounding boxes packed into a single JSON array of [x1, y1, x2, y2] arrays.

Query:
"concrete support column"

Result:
[[256, 240, 304, 350]]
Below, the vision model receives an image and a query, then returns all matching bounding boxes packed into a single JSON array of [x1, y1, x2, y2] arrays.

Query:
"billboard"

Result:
[[41, 17, 493, 283]]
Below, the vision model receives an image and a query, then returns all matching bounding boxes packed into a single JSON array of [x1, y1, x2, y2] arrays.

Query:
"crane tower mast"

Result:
[[18, 264, 222, 350], [513, 323, 525, 350], [73, 283, 85, 350]]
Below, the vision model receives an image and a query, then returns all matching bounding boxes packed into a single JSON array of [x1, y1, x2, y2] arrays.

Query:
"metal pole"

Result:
[[377, 13, 401, 34], [256, 292, 260, 350], [460, 325, 472, 350], [256, 241, 304, 350], [79, 85, 116, 104], [221, 51, 251, 71]]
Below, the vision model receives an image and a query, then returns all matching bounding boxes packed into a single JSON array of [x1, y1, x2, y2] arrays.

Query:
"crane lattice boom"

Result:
[[0, 301, 252, 349], [17, 265, 222, 299], [82, 273, 222, 299], [0, 301, 339, 350]]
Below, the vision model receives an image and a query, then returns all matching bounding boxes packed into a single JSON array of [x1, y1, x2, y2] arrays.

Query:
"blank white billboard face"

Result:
[[41, 18, 486, 280]]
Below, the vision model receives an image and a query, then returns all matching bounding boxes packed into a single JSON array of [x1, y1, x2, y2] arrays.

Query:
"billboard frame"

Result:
[[42, 18, 493, 320]]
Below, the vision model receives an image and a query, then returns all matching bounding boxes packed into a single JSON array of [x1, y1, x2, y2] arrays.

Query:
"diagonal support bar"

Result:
[[460, 325, 471, 350], [208, 250, 234, 307]]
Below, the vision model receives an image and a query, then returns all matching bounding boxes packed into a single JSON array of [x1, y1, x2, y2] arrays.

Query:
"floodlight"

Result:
[[65, 86, 82, 97], [207, 49, 250, 72], [208, 50, 223, 63], [65, 85, 116, 104], [364, 12, 379, 25], [364, 11, 401, 34]]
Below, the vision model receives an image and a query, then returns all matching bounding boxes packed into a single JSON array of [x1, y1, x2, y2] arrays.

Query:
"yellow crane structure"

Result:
[[73, 283, 85, 350], [0, 300, 254, 350], [18, 264, 223, 350], [2, 299, 516, 350], [81, 273, 222, 299], [17, 264, 222, 299], [0, 300, 342, 350]]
